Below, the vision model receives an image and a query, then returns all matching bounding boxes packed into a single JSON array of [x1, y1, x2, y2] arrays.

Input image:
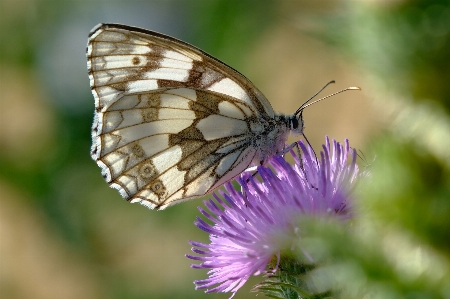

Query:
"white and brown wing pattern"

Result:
[[87, 23, 287, 210]]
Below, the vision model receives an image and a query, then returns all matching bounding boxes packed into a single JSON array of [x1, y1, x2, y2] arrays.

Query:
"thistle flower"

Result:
[[186, 137, 360, 297]]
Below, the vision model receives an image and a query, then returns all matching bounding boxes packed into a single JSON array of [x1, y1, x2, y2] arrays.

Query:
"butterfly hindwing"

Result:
[[94, 88, 257, 209]]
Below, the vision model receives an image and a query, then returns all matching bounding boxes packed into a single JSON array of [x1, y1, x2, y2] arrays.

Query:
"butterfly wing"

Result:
[[87, 23, 275, 209]]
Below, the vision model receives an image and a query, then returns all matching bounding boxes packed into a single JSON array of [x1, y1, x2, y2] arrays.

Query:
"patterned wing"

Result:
[[87, 23, 274, 209]]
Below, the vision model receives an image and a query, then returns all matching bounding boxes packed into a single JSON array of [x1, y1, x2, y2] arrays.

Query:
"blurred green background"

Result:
[[0, 0, 449, 298]]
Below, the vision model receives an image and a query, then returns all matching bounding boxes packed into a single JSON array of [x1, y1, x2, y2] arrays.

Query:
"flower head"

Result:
[[186, 137, 360, 296]]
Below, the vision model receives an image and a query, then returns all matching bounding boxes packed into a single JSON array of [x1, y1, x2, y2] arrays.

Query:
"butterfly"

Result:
[[87, 23, 356, 210]]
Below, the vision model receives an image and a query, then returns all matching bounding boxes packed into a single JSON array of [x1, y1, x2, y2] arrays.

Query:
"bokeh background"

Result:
[[1, 0, 449, 298]]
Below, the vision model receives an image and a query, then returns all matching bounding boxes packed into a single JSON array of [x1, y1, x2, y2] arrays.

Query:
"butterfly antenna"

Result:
[[297, 86, 361, 114], [295, 80, 336, 116]]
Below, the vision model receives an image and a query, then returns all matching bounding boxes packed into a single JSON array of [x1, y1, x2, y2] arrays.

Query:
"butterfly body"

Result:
[[87, 23, 303, 210]]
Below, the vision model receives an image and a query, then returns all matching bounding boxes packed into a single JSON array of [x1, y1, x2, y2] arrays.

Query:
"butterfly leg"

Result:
[[242, 166, 260, 187], [242, 155, 266, 183], [279, 142, 297, 156], [239, 167, 259, 210], [281, 140, 320, 191], [240, 162, 264, 209], [279, 141, 305, 171]]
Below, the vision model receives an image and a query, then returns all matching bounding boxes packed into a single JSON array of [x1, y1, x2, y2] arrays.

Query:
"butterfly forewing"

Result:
[[87, 23, 278, 210]]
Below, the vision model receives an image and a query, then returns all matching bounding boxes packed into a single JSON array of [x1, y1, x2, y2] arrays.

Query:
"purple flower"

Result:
[[186, 137, 360, 297]]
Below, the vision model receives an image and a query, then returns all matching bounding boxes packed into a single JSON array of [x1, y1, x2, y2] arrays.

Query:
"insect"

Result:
[[87, 23, 359, 210]]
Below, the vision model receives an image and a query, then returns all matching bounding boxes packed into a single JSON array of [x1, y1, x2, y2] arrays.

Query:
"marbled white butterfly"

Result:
[[87, 23, 358, 210]]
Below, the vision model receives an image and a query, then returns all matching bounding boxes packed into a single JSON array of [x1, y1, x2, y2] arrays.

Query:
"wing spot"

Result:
[[140, 94, 161, 107], [132, 56, 140, 65], [150, 180, 168, 199], [131, 143, 145, 158], [187, 90, 222, 119], [142, 108, 158, 122], [195, 90, 221, 114], [157, 80, 186, 88], [91, 147, 98, 157], [139, 161, 157, 181], [177, 140, 205, 159], [110, 82, 128, 92], [169, 126, 205, 148]]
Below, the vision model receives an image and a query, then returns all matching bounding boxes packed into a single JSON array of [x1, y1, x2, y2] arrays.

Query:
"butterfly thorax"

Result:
[[250, 113, 292, 165]]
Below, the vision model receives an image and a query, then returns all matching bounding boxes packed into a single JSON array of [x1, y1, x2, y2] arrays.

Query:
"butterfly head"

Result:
[[288, 113, 304, 135]]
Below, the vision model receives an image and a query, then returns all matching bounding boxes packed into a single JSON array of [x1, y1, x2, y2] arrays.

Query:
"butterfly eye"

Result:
[[291, 117, 299, 130]]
